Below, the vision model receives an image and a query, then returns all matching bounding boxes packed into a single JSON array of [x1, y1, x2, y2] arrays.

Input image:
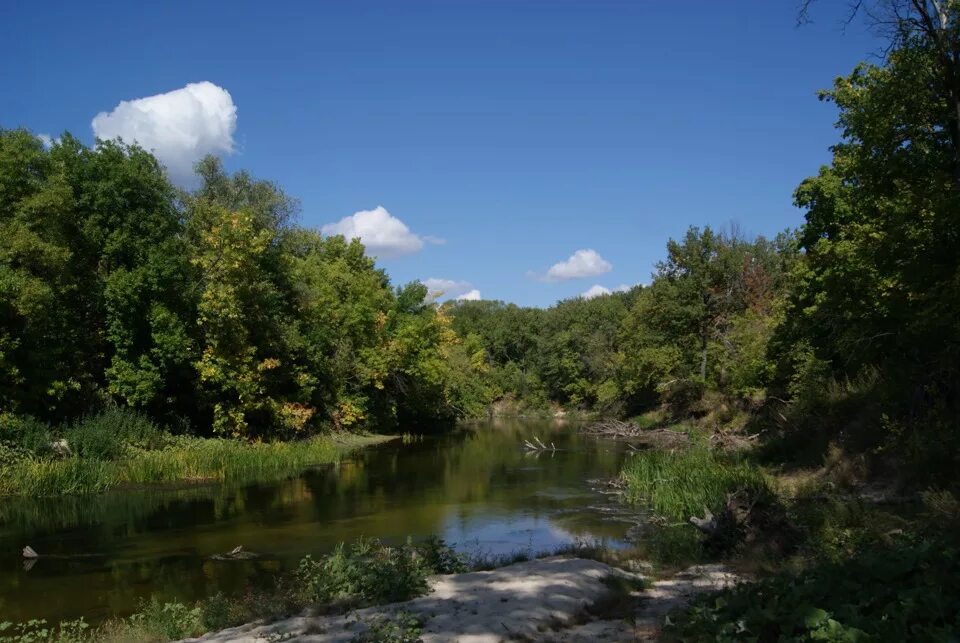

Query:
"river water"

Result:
[[0, 419, 637, 624]]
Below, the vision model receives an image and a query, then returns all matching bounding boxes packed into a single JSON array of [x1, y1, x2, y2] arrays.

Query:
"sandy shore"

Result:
[[182, 557, 738, 642]]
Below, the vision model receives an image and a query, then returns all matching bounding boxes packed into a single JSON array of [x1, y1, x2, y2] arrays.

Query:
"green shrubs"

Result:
[[665, 539, 960, 642], [0, 414, 54, 457], [64, 408, 165, 460], [0, 619, 90, 643], [621, 447, 773, 521], [298, 537, 430, 604], [351, 611, 424, 643], [415, 535, 469, 574]]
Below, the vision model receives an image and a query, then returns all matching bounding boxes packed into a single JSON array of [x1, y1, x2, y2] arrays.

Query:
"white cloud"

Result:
[[457, 289, 482, 301], [582, 283, 633, 299], [582, 284, 612, 299], [539, 249, 612, 282], [91, 81, 237, 186], [37, 134, 55, 148], [423, 278, 476, 301], [322, 206, 432, 258]]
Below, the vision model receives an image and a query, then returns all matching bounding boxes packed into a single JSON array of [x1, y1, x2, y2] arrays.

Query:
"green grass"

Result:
[[621, 447, 773, 521], [0, 433, 388, 496]]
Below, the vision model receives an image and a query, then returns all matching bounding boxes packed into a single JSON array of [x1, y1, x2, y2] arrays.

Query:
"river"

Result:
[[0, 418, 637, 625]]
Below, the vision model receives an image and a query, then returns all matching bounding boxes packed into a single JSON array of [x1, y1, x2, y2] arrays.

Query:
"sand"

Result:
[[182, 557, 739, 642]]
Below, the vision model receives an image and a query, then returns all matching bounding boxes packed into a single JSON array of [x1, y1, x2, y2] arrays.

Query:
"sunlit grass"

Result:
[[0, 434, 388, 497], [621, 447, 773, 521]]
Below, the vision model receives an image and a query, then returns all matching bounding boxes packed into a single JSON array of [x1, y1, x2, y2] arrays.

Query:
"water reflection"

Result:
[[0, 419, 632, 624]]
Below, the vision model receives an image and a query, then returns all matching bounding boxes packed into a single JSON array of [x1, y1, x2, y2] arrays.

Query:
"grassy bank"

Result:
[[0, 410, 391, 496]]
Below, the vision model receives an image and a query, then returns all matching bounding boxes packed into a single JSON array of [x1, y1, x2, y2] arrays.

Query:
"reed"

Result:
[[621, 447, 772, 521], [0, 434, 388, 497]]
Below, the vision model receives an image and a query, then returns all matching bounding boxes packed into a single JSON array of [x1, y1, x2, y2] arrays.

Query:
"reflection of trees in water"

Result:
[[0, 421, 630, 624]]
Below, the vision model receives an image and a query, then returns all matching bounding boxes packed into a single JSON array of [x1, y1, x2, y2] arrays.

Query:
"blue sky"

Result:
[[2, 1, 879, 306]]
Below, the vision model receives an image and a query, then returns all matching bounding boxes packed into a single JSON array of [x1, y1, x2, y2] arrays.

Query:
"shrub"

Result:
[[297, 538, 429, 605], [351, 611, 424, 643], [64, 408, 165, 460], [0, 619, 90, 643], [665, 539, 960, 642], [116, 597, 204, 641], [0, 414, 54, 457], [414, 536, 468, 575]]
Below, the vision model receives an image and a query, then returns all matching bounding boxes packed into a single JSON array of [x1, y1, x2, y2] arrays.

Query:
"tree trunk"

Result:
[[700, 334, 708, 380]]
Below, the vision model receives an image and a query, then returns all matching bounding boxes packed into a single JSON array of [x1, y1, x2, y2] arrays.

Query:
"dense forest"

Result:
[[3, 0, 960, 485], [0, 139, 492, 440]]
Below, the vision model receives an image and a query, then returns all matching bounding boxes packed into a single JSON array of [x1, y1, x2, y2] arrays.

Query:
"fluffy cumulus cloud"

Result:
[[322, 206, 437, 259], [582, 284, 612, 299], [422, 278, 479, 301], [581, 283, 632, 299], [538, 249, 612, 282], [91, 81, 237, 186], [457, 289, 482, 301]]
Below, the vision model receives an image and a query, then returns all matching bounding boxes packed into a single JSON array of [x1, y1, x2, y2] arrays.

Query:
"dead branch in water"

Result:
[[523, 436, 557, 452]]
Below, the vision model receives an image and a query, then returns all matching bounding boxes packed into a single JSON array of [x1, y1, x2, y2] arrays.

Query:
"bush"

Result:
[[0, 619, 90, 643], [63, 408, 166, 460], [0, 414, 54, 457], [297, 538, 429, 605], [665, 539, 960, 642], [116, 597, 204, 641], [351, 611, 424, 643], [414, 536, 468, 575]]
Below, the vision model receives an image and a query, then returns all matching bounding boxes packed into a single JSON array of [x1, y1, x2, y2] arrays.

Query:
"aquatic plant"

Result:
[[621, 447, 772, 521]]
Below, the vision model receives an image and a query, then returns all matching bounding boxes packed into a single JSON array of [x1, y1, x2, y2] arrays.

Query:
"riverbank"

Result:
[[0, 432, 392, 496], [605, 415, 960, 640], [184, 557, 738, 643]]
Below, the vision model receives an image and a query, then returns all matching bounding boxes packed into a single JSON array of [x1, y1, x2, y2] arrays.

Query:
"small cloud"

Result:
[[457, 289, 481, 301], [582, 284, 612, 299], [37, 134, 55, 148], [536, 249, 613, 282], [423, 278, 475, 301], [91, 81, 237, 186], [582, 283, 634, 299], [322, 206, 429, 258]]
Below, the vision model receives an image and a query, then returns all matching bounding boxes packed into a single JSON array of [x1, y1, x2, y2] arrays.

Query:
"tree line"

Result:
[[446, 5, 959, 478], [0, 134, 489, 438], [2, 3, 958, 476]]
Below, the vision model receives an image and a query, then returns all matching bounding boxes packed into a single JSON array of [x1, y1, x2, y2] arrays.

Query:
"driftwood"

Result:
[[523, 436, 556, 452], [209, 545, 260, 561], [581, 420, 690, 449], [687, 491, 798, 556]]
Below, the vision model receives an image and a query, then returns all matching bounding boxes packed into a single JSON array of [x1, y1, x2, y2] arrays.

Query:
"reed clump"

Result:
[[0, 409, 385, 497]]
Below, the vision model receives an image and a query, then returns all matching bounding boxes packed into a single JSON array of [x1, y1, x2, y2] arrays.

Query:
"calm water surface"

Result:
[[0, 419, 637, 624]]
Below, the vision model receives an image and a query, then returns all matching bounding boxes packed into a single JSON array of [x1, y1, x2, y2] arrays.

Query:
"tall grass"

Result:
[[621, 447, 773, 521], [0, 433, 386, 497]]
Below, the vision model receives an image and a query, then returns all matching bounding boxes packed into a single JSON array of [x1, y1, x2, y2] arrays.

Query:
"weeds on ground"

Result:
[[350, 611, 424, 643], [664, 537, 960, 642]]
